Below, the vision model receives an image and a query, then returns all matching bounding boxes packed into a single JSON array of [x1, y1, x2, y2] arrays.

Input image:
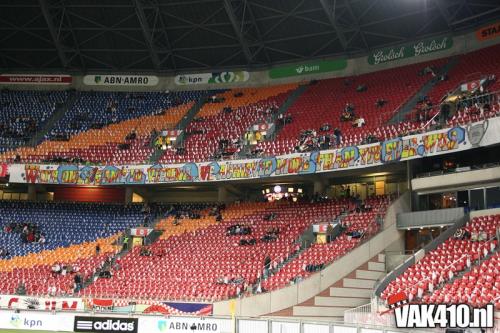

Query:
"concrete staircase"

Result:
[[148, 96, 209, 163], [29, 90, 79, 146], [388, 56, 460, 124], [270, 253, 386, 322], [237, 83, 309, 158]]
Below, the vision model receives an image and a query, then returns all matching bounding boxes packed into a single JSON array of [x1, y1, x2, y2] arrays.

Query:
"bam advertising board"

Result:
[[7, 118, 497, 186], [268, 59, 347, 79], [174, 71, 249, 85], [83, 75, 159, 86], [368, 36, 453, 65]]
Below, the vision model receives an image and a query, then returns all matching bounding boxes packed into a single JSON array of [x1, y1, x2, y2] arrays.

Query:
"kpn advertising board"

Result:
[[0, 310, 75, 331]]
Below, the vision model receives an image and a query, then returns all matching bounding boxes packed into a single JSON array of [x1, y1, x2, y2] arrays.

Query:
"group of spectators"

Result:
[[0, 116, 38, 144], [3, 222, 46, 244], [226, 224, 252, 236]]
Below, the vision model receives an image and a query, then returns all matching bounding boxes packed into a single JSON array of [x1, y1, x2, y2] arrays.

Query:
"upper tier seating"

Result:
[[158, 85, 297, 164], [0, 90, 68, 147], [82, 199, 348, 301], [426, 44, 500, 111], [0, 103, 193, 164], [262, 196, 390, 291], [257, 59, 446, 156], [381, 214, 500, 307], [47, 91, 204, 139]]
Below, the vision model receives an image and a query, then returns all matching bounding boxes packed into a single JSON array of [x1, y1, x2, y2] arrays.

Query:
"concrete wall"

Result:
[[212, 193, 409, 317], [5, 29, 500, 92], [412, 166, 500, 193]]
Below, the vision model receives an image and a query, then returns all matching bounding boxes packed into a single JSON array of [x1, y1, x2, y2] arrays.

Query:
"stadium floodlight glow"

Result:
[[297, 188, 303, 193], [288, 187, 294, 193], [274, 185, 282, 193]]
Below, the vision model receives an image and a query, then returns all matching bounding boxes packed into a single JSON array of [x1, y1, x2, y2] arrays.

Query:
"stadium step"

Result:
[[290, 256, 383, 319], [265, 254, 386, 321]]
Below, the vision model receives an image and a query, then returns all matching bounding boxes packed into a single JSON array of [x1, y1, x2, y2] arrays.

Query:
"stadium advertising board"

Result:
[[268, 59, 347, 79], [83, 75, 159, 86], [74, 316, 139, 333], [368, 35, 453, 65], [0, 295, 85, 311], [8, 118, 497, 186], [475, 21, 500, 41], [139, 316, 232, 333], [174, 71, 249, 85], [0, 310, 75, 331], [0, 74, 72, 85]]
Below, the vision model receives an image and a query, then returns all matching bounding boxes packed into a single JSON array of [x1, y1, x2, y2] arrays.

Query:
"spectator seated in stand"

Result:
[[356, 84, 367, 92], [375, 98, 387, 108], [352, 116, 365, 128]]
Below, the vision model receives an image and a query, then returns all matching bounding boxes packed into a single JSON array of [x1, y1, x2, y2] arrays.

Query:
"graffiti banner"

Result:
[[0, 295, 85, 311], [8, 118, 499, 186], [85, 298, 212, 315]]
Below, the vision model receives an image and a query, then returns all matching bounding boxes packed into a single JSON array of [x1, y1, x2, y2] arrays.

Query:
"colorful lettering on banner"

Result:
[[7, 121, 493, 186], [0, 163, 8, 177]]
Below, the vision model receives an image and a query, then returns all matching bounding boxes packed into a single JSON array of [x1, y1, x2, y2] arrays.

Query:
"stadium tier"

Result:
[[381, 214, 500, 310], [0, 45, 498, 165], [0, 196, 390, 302], [0, 90, 68, 148]]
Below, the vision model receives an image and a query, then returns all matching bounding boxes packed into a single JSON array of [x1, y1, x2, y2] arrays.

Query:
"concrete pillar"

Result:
[[313, 179, 327, 196], [27, 184, 36, 201], [218, 186, 228, 203], [125, 187, 133, 204]]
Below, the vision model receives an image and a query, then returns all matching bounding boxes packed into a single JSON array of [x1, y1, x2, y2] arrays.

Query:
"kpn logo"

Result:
[[388, 293, 494, 329]]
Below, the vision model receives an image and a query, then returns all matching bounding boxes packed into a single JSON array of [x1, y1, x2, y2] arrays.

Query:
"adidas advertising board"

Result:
[[74, 316, 138, 333]]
